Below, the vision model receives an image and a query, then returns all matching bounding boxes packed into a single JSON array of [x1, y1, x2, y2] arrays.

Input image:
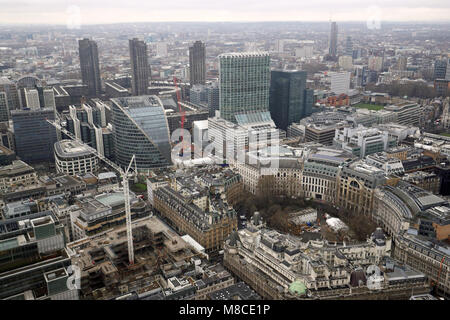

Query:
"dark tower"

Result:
[[329, 22, 338, 59], [189, 41, 206, 86], [129, 38, 150, 96], [78, 38, 102, 96], [269, 70, 313, 131]]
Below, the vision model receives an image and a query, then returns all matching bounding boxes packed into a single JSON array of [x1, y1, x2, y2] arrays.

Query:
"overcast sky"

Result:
[[1, 0, 449, 25]]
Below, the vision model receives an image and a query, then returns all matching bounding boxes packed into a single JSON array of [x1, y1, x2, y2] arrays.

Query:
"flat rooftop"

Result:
[[54, 140, 93, 158]]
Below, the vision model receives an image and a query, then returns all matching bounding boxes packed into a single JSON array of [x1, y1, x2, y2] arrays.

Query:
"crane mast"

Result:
[[46, 117, 136, 265]]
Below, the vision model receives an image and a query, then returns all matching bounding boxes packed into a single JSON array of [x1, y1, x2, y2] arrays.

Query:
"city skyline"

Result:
[[0, 0, 449, 304], [0, 1, 450, 25]]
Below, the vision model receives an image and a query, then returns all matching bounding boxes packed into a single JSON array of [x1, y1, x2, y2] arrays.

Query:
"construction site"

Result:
[[66, 215, 205, 300]]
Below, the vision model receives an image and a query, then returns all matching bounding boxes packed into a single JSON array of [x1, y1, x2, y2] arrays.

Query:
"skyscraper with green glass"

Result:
[[219, 52, 270, 123]]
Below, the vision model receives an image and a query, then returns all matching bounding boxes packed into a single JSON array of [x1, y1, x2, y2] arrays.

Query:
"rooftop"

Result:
[[54, 140, 94, 158]]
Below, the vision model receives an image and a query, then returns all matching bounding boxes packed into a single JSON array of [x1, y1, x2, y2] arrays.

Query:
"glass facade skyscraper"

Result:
[[219, 52, 270, 123], [434, 58, 448, 80], [269, 70, 314, 131], [111, 95, 172, 170], [0, 92, 9, 122], [11, 108, 57, 163]]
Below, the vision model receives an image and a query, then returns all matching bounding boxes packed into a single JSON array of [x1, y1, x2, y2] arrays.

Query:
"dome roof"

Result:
[[289, 280, 307, 296]]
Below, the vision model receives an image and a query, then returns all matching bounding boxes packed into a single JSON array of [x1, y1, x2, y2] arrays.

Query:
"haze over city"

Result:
[[0, 0, 450, 25], [0, 0, 449, 311]]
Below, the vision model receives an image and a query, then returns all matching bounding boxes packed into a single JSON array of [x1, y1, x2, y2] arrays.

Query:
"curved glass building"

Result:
[[111, 95, 172, 170]]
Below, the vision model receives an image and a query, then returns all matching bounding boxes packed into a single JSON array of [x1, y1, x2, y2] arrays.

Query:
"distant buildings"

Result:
[[129, 38, 150, 96], [11, 108, 57, 163], [78, 38, 102, 96], [434, 79, 449, 96], [338, 56, 353, 71], [206, 82, 219, 117], [24, 88, 40, 109], [396, 56, 407, 71], [219, 52, 270, 123], [111, 95, 172, 170], [156, 42, 168, 57], [328, 22, 338, 59], [330, 72, 351, 95], [368, 56, 383, 72], [333, 126, 396, 158], [189, 84, 207, 105], [344, 36, 353, 57], [305, 122, 344, 145], [0, 77, 19, 111], [269, 70, 313, 131], [189, 41, 206, 86], [384, 102, 421, 126], [43, 88, 56, 110], [434, 58, 448, 80], [0, 92, 9, 122]]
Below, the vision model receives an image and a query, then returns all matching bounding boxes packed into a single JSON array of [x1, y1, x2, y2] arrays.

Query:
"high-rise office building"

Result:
[[111, 95, 172, 170], [43, 88, 56, 110], [189, 41, 206, 86], [269, 70, 314, 131], [397, 56, 407, 71], [16, 75, 42, 109], [434, 58, 448, 80], [11, 108, 57, 163], [156, 42, 168, 57], [64, 100, 114, 161], [190, 85, 207, 105], [329, 22, 338, 58], [24, 88, 40, 109], [206, 82, 220, 117], [368, 56, 384, 72], [219, 52, 270, 123], [330, 72, 351, 95], [129, 38, 150, 96], [78, 38, 102, 96], [338, 56, 353, 71], [0, 77, 19, 111], [0, 92, 9, 122], [345, 36, 353, 57]]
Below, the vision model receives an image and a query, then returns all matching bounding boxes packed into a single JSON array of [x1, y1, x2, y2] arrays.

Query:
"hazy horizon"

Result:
[[0, 0, 449, 25]]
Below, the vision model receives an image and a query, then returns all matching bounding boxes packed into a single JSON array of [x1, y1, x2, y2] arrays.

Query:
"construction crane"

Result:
[[46, 116, 137, 266]]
